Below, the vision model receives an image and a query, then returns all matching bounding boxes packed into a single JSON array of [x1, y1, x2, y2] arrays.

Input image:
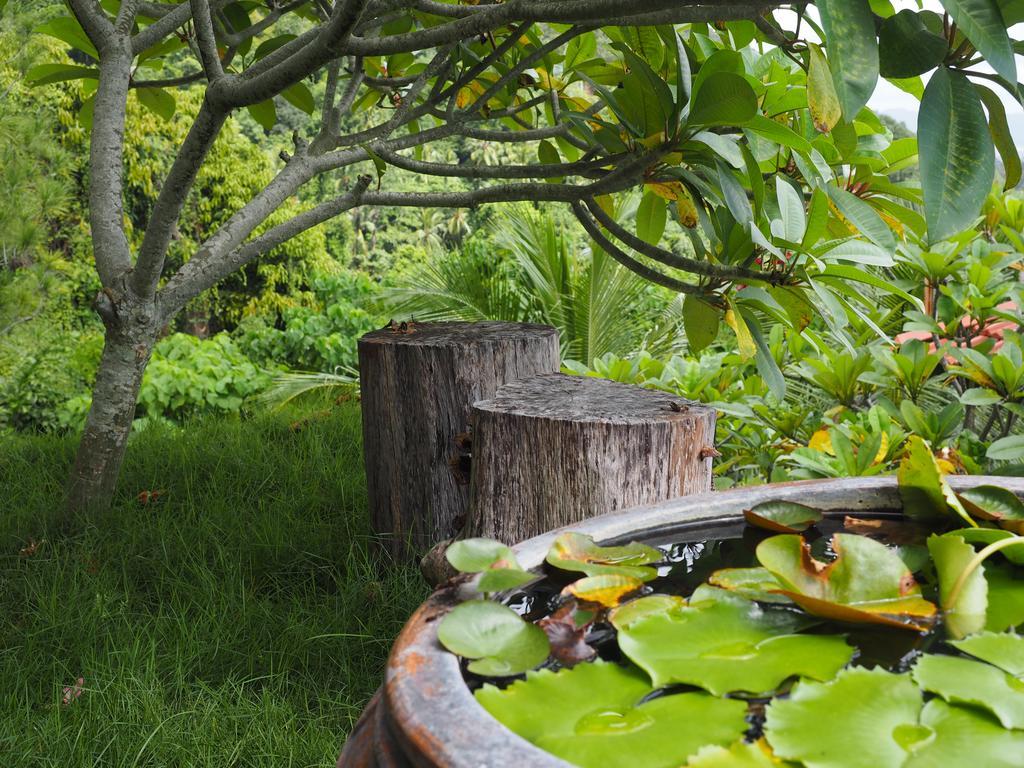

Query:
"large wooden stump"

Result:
[[465, 373, 717, 544], [359, 321, 560, 557]]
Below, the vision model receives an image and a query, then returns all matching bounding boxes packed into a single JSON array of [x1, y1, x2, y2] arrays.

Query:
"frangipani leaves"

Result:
[[437, 600, 549, 676], [546, 532, 662, 582], [765, 668, 923, 768], [562, 574, 644, 608], [756, 534, 937, 631], [475, 661, 748, 768], [744, 500, 823, 533], [912, 654, 1024, 729], [952, 631, 1024, 676], [615, 588, 854, 694]]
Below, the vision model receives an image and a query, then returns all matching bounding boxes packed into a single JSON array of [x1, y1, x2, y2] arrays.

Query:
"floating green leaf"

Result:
[[946, 528, 1024, 565], [546, 532, 662, 582], [446, 538, 535, 593], [919, 68, 994, 242], [913, 654, 1024, 729], [707, 567, 792, 603], [765, 668, 922, 768], [904, 698, 1024, 768], [437, 600, 549, 676], [685, 740, 788, 767], [744, 500, 823, 533], [757, 533, 937, 631], [952, 631, 1024, 676], [476, 661, 748, 768], [615, 588, 854, 695]]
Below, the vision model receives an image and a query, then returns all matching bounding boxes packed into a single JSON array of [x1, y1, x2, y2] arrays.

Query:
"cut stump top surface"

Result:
[[358, 321, 558, 348], [474, 372, 708, 424]]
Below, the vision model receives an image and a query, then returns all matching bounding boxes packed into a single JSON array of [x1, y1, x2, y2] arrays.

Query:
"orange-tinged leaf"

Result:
[[809, 429, 833, 454], [647, 180, 686, 201], [776, 592, 937, 631], [563, 575, 644, 607]]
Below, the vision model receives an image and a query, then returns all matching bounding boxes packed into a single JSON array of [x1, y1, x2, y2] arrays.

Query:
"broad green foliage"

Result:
[[614, 587, 854, 694], [437, 600, 549, 677], [744, 500, 823, 533], [476, 662, 748, 768], [546, 532, 662, 582]]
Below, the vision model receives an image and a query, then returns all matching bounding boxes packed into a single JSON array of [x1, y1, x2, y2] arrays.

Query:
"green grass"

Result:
[[0, 401, 427, 767]]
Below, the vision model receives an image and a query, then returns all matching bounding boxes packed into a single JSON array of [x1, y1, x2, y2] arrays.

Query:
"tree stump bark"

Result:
[[358, 321, 560, 557], [464, 373, 717, 545]]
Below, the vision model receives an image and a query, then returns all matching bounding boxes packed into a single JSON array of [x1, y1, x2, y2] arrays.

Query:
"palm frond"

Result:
[[258, 369, 359, 409]]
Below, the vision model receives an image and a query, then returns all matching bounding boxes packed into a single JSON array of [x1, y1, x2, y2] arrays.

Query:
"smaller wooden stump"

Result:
[[465, 373, 717, 544], [359, 321, 560, 557]]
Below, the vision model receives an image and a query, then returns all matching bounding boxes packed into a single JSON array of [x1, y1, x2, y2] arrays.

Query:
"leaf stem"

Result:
[[946, 535, 1024, 610]]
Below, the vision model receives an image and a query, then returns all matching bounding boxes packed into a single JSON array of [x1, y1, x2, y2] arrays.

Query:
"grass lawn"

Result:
[[0, 400, 427, 767]]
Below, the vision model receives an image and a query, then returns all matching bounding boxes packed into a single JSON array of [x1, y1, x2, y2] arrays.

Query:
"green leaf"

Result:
[[757, 533, 937, 630], [878, 10, 950, 77], [826, 185, 896, 251], [957, 485, 1024, 532], [36, 16, 98, 60], [912, 654, 1024, 729], [905, 698, 1024, 768], [807, 44, 842, 133], [744, 500, 822, 533], [961, 387, 1002, 405], [707, 567, 792, 604], [976, 84, 1023, 190], [919, 67, 995, 242], [436, 600, 549, 676], [766, 668, 922, 768], [615, 588, 854, 695], [446, 538, 517, 572], [282, 83, 314, 114], [717, 160, 752, 225], [247, 99, 277, 131], [682, 296, 720, 355], [949, 527, 1024, 565], [929, 533, 989, 639], [687, 72, 757, 127], [476, 662, 749, 768], [546, 532, 661, 582], [25, 63, 98, 86], [636, 190, 667, 245], [136, 87, 176, 121], [817, 0, 880, 119], [253, 34, 297, 60], [952, 631, 1024, 675], [989, 435, 1024, 461], [940, 0, 1017, 84], [898, 435, 973, 525], [746, 115, 813, 155], [775, 177, 806, 244]]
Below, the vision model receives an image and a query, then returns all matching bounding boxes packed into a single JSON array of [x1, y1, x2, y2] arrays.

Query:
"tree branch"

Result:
[[190, 0, 225, 81], [68, 0, 116, 49]]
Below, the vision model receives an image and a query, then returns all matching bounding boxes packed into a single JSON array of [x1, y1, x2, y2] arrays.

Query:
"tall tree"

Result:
[[19, 0, 1023, 510]]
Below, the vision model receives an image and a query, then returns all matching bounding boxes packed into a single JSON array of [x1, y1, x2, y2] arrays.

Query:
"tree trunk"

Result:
[[358, 321, 560, 558], [465, 373, 717, 544], [67, 320, 155, 514]]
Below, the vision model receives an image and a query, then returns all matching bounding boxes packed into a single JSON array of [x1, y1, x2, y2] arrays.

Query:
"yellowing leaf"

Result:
[[456, 87, 473, 109], [725, 306, 756, 360], [563, 575, 644, 607], [647, 181, 686, 202], [809, 429, 833, 454]]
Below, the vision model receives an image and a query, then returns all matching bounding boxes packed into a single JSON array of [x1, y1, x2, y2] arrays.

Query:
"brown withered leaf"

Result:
[[842, 516, 930, 546], [537, 605, 596, 667]]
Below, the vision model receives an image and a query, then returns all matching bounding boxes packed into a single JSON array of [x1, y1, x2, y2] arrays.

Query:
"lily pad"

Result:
[[708, 566, 792, 604], [903, 699, 1024, 768], [898, 436, 972, 526], [685, 740, 794, 767], [764, 667, 923, 768], [614, 588, 854, 695], [546, 532, 662, 582], [608, 594, 684, 629], [756, 533, 937, 631], [446, 537, 536, 593], [475, 661, 748, 768], [985, 560, 1024, 633], [912, 654, 1024, 729], [437, 599, 549, 676], [952, 632, 1024, 676], [946, 527, 1024, 566], [957, 486, 1024, 533], [744, 500, 823, 533], [929, 534, 988, 639], [562, 574, 644, 608]]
